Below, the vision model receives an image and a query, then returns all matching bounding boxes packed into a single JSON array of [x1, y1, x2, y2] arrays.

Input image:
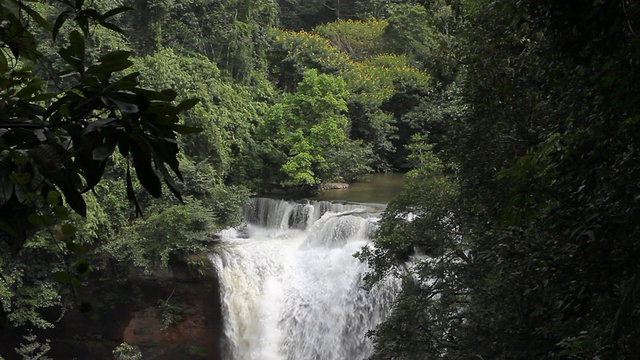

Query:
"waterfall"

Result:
[[210, 198, 400, 360]]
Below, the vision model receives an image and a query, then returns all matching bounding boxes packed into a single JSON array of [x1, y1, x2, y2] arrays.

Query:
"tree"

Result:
[[277, 0, 361, 30], [258, 69, 371, 188], [312, 19, 388, 61], [0, 0, 197, 326], [363, 0, 640, 358], [124, 0, 278, 82], [267, 28, 350, 92]]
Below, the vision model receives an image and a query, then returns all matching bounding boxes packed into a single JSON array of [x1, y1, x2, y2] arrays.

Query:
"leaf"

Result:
[[107, 97, 138, 113], [102, 72, 138, 92], [9, 172, 32, 186], [69, 30, 85, 65], [92, 139, 118, 161], [0, 51, 9, 72], [27, 213, 53, 226], [53, 206, 69, 220], [0, 171, 14, 206], [99, 22, 125, 34], [131, 142, 162, 198], [0, 0, 20, 18], [126, 166, 142, 216], [58, 49, 83, 73], [164, 178, 183, 203], [62, 223, 77, 238], [83, 117, 119, 134], [0, 52, 7, 72], [61, 184, 86, 216], [0, 303, 6, 328], [81, 8, 101, 19], [87, 50, 133, 75], [20, 3, 52, 31], [176, 98, 200, 112], [53, 11, 72, 40], [74, 259, 90, 275], [67, 242, 84, 254], [155, 160, 182, 202], [132, 88, 177, 102], [8, 41, 19, 60], [101, 6, 132, 19], [47, 190, 61, 206], [0, 219, 18, 239], [171, 124, 203, 134], [160, 89, 178, 100], [52, 271, 71, 284], [76, 14, 89, 38]]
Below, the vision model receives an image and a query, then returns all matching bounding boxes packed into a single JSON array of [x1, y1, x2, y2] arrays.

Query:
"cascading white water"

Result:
[[210, 198, 401, 360]]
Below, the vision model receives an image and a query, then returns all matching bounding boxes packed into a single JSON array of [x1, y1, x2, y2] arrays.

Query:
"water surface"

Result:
[[313, 173, 406, 204]]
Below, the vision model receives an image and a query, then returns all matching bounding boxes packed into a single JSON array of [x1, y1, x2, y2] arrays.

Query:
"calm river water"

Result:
[[313, 173, 406, 204]]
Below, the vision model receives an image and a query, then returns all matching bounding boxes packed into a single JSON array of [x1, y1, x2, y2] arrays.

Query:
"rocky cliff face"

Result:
[[0, 258, 222, 360]]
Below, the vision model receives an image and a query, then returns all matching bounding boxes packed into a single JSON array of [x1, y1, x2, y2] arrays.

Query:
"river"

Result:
[[313, 173, 406, 204]]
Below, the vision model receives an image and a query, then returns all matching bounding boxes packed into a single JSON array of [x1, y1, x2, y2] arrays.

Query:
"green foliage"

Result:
[[0, 250, 62, 330], [277, 0, 361, 30], [268, 28, 350, 91], [14, 331, 52, 360], [259, 69, 371, 187], [313, 19, 388, 60], [0, 1, 199, 256], [381, 2, 460, 82], [358, 135, 460, 280], [101, 199, 210, 272], [0, 0, 206, 339], [125, 0, 278, 82], [157, 291, 184, 329], [358, 135, 463, 360], [133, 48, 272, 182], [364, 0, 640, 359], [112, 342, 142, 360], [343, 54, 432, 169], [99, 164, 248, 272], [188, 346, 209, 357]]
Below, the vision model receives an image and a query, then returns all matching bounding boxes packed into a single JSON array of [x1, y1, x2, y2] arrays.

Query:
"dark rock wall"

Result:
[[0, 258, 222, 360]]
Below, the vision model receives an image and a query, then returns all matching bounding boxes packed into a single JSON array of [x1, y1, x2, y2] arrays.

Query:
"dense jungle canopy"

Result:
[[1, 0, 639, 358]]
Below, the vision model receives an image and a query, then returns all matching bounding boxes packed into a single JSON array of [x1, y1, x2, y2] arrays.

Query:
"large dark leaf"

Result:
[[103, 72, 138, 92], [99, 22, 125, 34], [87, 51, 133, 75], [106, 97, 138, 114], [126, 166, 142, 216], [130, 141, 162, 198], [176, 98, 200, 112], [172, 124, 203, 134], [0, 168, 14, 207], [82, 118, 119, 134], [52, 10, 72, 40], [69, 30, 85, 69], [92, 138, 117, 161], [19, 2, 52, 31], [0, 52, 7, 72], [101, 6, 132, 19], [131, 88, 177, 102], [61, 184, 86, 216], [154, 158, 183, 203], [0, 302, 7, 328]]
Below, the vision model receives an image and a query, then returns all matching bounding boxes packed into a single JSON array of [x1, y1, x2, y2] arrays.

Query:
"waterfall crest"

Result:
[[210, 198, 400, 360]]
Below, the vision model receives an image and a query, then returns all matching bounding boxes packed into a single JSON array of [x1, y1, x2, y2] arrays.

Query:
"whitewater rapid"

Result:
[[209, 198, 400, 360]]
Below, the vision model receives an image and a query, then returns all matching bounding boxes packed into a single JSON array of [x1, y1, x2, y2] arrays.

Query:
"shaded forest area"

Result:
[[1, 0, 639, 358]]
